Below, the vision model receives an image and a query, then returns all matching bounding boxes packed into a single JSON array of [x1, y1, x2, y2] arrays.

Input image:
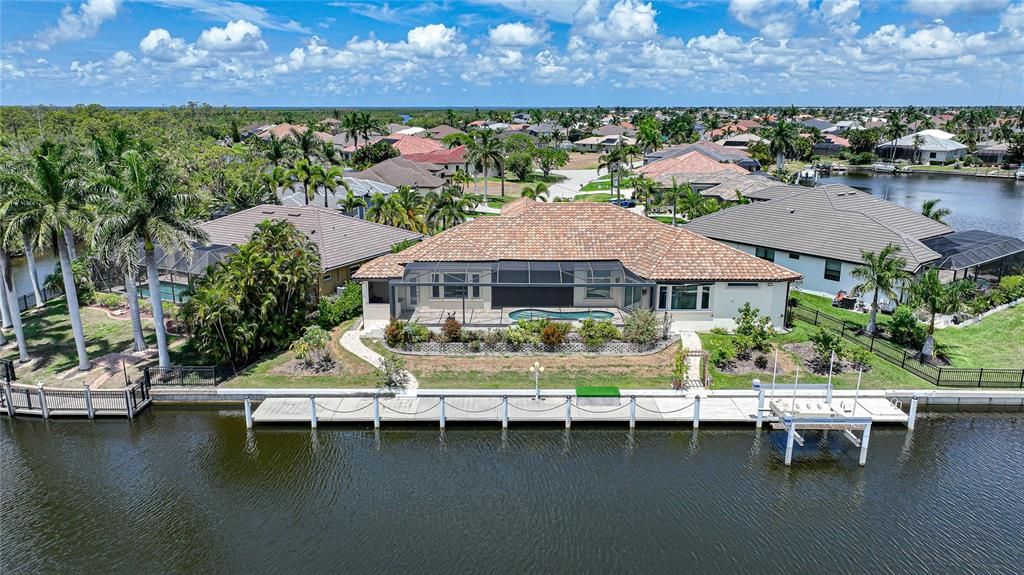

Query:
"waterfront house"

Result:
[[875, 131, 967, 163], [812, 135, 850, 157], [687, 185, 1024, 299], [201, 205, 422, 296], [714, 133, 765, 150], [353, 199, 800, 332], [644, 141, 761, 171], [573, 135, 637, 152], [636, 150, 749, 183]]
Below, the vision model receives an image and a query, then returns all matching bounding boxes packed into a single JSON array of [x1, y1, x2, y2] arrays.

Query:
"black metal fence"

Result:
[[144, 366, 222, 387], [0, 358, 14, 384], [15, 286, 62, 313], [790, 303, 1024, 388]]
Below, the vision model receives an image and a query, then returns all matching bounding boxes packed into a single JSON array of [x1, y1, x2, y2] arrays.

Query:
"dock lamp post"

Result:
[[529, 361, 545, 400]]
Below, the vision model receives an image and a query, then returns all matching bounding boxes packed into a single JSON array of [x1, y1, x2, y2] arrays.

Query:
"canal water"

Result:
[[819, 172, 1024, 238], [2, 409, 1021, 573]]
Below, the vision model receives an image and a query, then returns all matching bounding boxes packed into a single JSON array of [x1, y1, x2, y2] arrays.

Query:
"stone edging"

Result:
[[952, 297, 1023, 329], [381, 336, 677, 357]]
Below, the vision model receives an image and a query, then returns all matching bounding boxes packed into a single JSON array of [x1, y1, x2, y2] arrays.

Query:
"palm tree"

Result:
[[341, 113, 362, 150], [466, 130, 504, 202], [764, 120, 801, 171], [883, 110, 907, 162], [393, 186, 428, 233], [1, 141, 93, 370], [260, 165, 290, 200], [521, 182, 549, 202], [339, 188, 367, 217], [451, 169, 472, 193], [598, 145, 627, 200], [0, 236, 30, 362], [93, 150, 208, 369], [314, 166, 347, 209], [909, 269, 972, 360], [850, 244, 910, 335], [658, 177, 692, 226], [287, 159, 317, 206], [677, 185, 707, 221], [263, 134, 288, 166], [291, 128, 319, 164], [632, 176, 656, 213], [921, 199, 951, 224], [424, 186, 478, 231], [912, 133, 925, 165]]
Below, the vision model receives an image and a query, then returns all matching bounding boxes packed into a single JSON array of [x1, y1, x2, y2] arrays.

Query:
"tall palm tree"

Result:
[[263, 134, 288, 166], [291, 128, 318, 164], [393, 186, 428, 233], [677, 185, 708, 221], [658, 177, 693, 226], [1, 141, 93, 370], [0, 235, 30, 362], [632, 176, 656, 213], [850, 244, 910, 335], [93, 150, 208, 369], [883, 110, 907, 162], [287, 159, 317, 206], [598, 145, 627, 201], [451, 169, 472, 193], [764, 120, 801, 171], [466, 130, 504, 202], [424, 186, 478, 231], [910, 269, 972, 360], [921, 199, 951, 224], [314, 166, 347, 209], [260, 165, 290, 200], [341, 113, 362, 150]]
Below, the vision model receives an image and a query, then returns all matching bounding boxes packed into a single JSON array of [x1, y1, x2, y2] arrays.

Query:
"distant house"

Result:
[[976, 141, 1010, 164], [240, 123, 271, 138], [340, 133, 445, 159], [278, 177, 398, 218], [404, 145, 475, 177], [644, 141, 760, 171], [347, 157, 446, 190], [425, 124, 464, 139], [256, 123, 307, 141], [201, 205, 422, 296], [875, 132, 967, 163], [526, 122, 563, 137], [594, 124, 635, 138], [684, 185, 953, 305], [704, 119, 761, 139], [689, 172, 790, 202], [353, 199, 800, 332], [714, 133, 765, 150], [573, 134, 636, 152], [800, 119, 834, 131], [635, 150, 749, 183], [823, 120, 863, 135], [812, 135, 850, 157]]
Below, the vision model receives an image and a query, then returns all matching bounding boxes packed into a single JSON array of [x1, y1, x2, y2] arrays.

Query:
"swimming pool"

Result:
[[508, 309, 615, 321], [138, 281, 191, 303]]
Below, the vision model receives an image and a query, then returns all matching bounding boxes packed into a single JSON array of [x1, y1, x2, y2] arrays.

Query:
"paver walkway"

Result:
[[340, 328, 419, 396]]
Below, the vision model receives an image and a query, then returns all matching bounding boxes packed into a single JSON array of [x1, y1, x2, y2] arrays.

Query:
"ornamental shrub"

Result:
[[846, 346, 873, 371], [316, 281, 362, 329], [999, 275, 1024, 300], [734, 302, 773, 352], [45, 257, 95, 305], [375, 353, 409, 389], [711, 345, 736, 369], [94, 292, 125, 310], [441, 313, 462, 342], [516, 318, 550, 335], [887, 305, 926, 349], [404, 321, 430, 344], [578, 318, 621, 345], [623, 309, 661, 345], [482, 329, 504, 346], [754, 354, 769, 370], [810, 328, 845, 365], [384, 319, 406, 347], [468, 340, 482, 353], [731, 334, 753, 360], [505, 326, 538, 348], [290, 325, 333, 369], [540, 322, 571, 347]]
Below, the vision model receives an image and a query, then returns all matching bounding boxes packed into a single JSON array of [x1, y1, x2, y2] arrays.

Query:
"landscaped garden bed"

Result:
[[379, 310, 674, 356]]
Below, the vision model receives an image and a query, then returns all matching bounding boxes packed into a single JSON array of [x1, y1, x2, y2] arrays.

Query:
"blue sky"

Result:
[[2, 0, 1023, 107]]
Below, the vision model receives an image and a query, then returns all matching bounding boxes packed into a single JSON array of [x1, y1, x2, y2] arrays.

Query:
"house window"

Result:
[[727, 282, 758, 288], [755, 247, 775, 262], [432, 273, 480, 299], [323, 272, 333, 281], [929, 152, 937, 159], [824, 259, 842, 282], [788, 253, 800, 260], [585, 270, 612, 299], [658, 284, 711, 311]]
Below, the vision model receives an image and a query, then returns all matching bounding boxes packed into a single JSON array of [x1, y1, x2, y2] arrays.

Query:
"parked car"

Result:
[[607, 198, 636, 208]]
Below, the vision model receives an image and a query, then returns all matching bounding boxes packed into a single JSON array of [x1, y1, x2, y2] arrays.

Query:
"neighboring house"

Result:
[[353, 199, 800, 332], [240, 123, 272, 138], [976, 141, 1010, 164], [425, 124, 464, 139], [684, 185, 953, 305], [340, 133, 445, 159], [704, 120, 761, 139], [573, 135, 636, 152], [824, 120, 864, 135], [347, 157, 446, 190], [201, 205, 422, 296], [256, 123, 307, 140], [404, 145, 475, 177], [713, 133, 765, 150], [526, 122, 563, 137], [689, 171, 789, 202], [394, 126, 427, 136], [812, 134, 850, 157], [875, 132, 967, 163], [594, 124, 636, 137], [644, 141, 760, 171], [801, 119, 834, 131], [635, 150, 749, 183], [278, 177, 398, 218]]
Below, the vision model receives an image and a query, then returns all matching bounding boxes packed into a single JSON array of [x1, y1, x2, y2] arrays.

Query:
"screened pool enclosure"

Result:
[[373, 260, 657, 326]]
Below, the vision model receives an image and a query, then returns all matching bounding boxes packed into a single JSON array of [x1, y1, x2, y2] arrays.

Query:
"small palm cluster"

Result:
[[360, 185, 482, 234]]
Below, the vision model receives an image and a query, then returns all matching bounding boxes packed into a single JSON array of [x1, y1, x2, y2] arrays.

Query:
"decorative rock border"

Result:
[[382, 336, 677, 356]]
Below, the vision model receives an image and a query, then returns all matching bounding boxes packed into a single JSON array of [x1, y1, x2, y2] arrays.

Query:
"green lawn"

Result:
[[221, 320, 380, 388], [791, 291, 885, 327], [485, 196, 516, 209], [699, 327, 926, 390], [573, 192, 610, 201], [2, 299, 163, 384], [475, 173, 565, 184], [937, 304, 1024, 368], [580, 176, 637, 192]]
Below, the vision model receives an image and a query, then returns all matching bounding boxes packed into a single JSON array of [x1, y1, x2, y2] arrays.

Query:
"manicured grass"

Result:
[[485, 196, 516, 209], [580, 177, 637, 192], [2, 299, 161, 384], [699, 328, 926, 390], [937, 304, 1024, 368], [792, 291, 887, 328], [572, 192, 615, 203], [576, 386, 620, 397], [221, 320, 379, 388], [475, 173, 565, 184]]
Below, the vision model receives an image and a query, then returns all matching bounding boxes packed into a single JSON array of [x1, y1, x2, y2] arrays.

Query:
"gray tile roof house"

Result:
[[347, 157, 445, 190], [200, 204, 423, 295], [645, 141, 761, 171], [278, 178, 399, 210], [689, 172, 792, 202], [684, 185, 952, 272]]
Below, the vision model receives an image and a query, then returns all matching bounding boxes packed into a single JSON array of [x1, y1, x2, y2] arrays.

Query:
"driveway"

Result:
[[547, 168, 600, 200]]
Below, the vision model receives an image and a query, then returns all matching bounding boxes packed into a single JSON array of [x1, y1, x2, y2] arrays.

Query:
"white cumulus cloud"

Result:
[[197, 20, 268, 52], [575, 0, 658, 43], [34, 0, 121, 50], [489, 22, 547, 47]]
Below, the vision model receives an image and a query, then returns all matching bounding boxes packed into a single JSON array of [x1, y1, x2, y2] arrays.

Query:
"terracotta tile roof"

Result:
[[403, 145, 468, 165], [353, 199, 800, 282], [636, 151, 749, 179], [385, 134, 445, 156], [257, 123, 307, 139]]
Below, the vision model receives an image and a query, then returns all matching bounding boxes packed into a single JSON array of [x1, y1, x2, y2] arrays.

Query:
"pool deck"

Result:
[[249, 390, 910, 426], [407, 306, 626, 327]]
